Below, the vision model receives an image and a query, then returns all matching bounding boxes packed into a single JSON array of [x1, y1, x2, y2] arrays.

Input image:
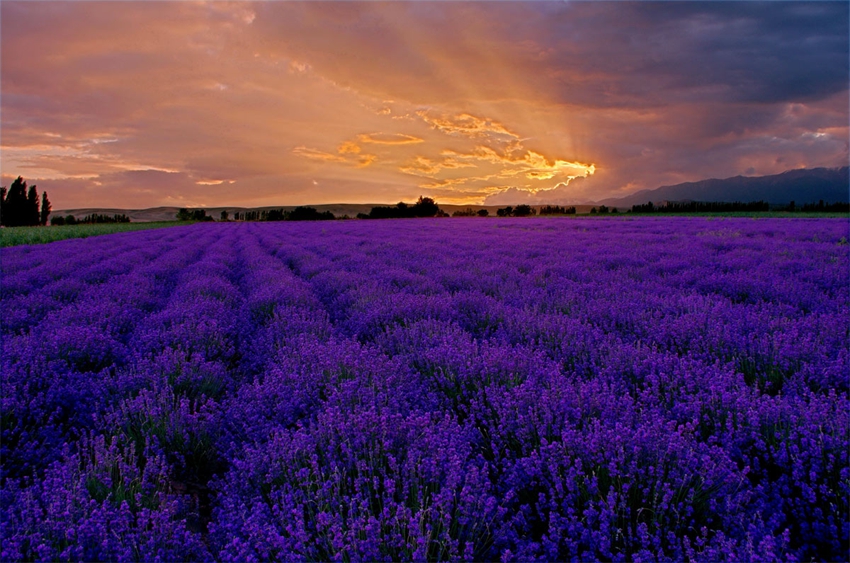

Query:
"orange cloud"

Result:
[[293, 145, 377, 169], [338, 141, 361, 154], [416, 111, 519, 140], [292, 146, 348, 164], [398, 137, 595, 198], [398, 155, 477, 177], [356, 132, 423, 145]]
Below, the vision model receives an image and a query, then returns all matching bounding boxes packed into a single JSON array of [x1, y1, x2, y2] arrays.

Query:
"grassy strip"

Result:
[[0, 221, 189, 248]]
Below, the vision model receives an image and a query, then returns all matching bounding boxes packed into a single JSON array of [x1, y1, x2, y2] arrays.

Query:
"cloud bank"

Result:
[[1, 1, 846, 208]]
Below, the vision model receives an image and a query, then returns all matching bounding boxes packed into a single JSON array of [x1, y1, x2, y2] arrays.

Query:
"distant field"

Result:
[[0, 221, 185, 248], [5, 213, 846, 249]]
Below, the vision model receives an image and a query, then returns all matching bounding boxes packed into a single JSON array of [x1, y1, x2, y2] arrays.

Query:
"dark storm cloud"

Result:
[[505, 1, 849, 108]]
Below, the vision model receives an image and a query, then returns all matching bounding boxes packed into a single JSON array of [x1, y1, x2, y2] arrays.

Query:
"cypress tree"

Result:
[[27, 184, 40, 226], [4, 177, 28, 226], [41, 192, 52, 225]]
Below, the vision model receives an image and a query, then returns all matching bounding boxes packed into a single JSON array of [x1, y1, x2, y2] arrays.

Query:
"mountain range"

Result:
[[597, 166, 849, 208]]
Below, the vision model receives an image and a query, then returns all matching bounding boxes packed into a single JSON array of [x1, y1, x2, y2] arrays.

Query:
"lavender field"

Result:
[[1, 217, 848, 562]]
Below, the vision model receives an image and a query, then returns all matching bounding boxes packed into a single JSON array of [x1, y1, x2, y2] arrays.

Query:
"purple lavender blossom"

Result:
[[2, 218, 847, 561]]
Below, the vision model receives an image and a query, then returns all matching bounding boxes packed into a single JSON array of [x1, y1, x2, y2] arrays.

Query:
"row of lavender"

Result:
[[1, 218, 847, 561]]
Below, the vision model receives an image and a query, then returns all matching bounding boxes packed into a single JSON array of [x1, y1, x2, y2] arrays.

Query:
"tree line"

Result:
[[590, 205, 617, 214], [230, 207, 335, 222], [176, 208, 216, 222], [51, 214, 130, 226], [629, 200, 849, 213], [631, 201, 770, 213], [1, 177, 51, 227], [781, 200, 850, 213], [207, 197, 447, 222], [496, 204, 537, 217], [540, 205, 577, 215], [356, 197, 445, 219], [452, 208, 490, 217], [179, 206, 336, 222]]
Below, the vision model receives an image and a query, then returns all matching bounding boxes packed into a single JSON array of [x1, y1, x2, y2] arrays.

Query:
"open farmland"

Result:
[[1, 217, 848, 561]]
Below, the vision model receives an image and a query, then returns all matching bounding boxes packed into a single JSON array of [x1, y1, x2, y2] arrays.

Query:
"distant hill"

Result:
[[49, 203, 517, 223], [598, 167, 849, 208]]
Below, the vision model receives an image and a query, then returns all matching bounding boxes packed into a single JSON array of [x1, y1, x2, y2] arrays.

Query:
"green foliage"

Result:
[[0, 222, 184, 248]]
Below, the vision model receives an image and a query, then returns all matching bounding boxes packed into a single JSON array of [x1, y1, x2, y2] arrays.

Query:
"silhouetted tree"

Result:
[[78, 213, 130, 224], [497, 206, 513, 217], [3, 178, 24, 226], [177, 208, 212, 221], [590, 207, 598, 214], [412, 196, 440, 217], [220, 210, 229, 221], [513, 204, 535, 217], [631, 202, 655, 213], [266, 209, 286, 221], [364, 196, 443, 219], [58, 215, 78, 225], [540, 205, 575, 215], [40, 192, 51, 225], [288, 206, 334, 221], [2, 177, 44, 227], [27, 185, 40, 226], [477, 209, 489, 217]]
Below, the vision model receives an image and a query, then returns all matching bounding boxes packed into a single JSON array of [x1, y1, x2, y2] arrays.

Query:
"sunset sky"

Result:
[[1, 1, 847, 209]]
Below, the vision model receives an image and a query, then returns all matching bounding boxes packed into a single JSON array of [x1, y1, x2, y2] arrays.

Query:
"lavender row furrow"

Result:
[[1, 227, 201, 335], [2, 227, 250, 561], [1, 217, 847, 562]]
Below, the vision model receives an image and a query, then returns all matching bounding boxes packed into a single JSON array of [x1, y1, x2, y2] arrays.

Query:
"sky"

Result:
[[1, 1, 848, 209]]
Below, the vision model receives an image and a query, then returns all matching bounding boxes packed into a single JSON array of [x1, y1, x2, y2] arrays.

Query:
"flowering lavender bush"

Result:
[[2, 218, 848, 561]]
